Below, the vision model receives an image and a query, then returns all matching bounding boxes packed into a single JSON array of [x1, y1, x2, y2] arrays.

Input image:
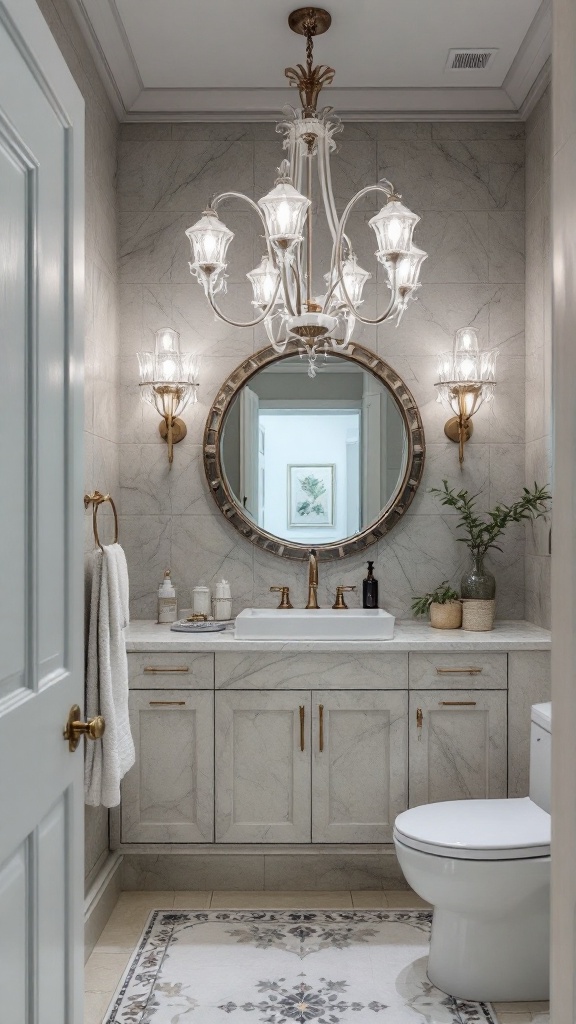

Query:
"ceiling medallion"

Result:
[[185, 7, 427, 377]]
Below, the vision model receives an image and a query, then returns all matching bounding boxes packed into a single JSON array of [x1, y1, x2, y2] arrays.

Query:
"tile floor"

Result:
[[85, 890, 550, 1024]]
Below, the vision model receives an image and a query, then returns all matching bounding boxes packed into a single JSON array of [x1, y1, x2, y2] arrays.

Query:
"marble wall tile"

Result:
[[524, 87, 552, 627], [118, 140, 255, 213], [377, 140, 524, 212], [508, 652, 551, 797], [121, 854, 265, 891], [117, 118, 528, 621], [120, 515, 173, 619], [263, 853, 406, 891]]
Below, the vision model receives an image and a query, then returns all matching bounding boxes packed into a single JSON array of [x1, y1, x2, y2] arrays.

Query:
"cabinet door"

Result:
[[121, 691, 214, 843], [312, 691, 408, 843], [215, 692, 311, 842], [409, 690, 507, 807]]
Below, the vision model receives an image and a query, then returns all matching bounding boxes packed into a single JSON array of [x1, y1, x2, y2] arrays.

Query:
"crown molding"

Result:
[[67, 0, 551, 123]]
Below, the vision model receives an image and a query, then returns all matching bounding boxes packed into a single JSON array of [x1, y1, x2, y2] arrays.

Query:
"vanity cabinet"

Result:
[[215, 691, 312, 842], [121, 690, 214, 843], [408, 690, 508, 806], [311, 691, 407, 842], [215, 690, 407, 843]]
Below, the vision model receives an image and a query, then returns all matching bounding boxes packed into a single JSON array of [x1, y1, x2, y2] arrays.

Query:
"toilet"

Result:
[[394, 702, 551, 1003]]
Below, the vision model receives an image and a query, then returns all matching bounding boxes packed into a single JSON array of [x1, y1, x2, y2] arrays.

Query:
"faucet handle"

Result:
[[332, 585, 356, 610], [270, 586, 293, 609]]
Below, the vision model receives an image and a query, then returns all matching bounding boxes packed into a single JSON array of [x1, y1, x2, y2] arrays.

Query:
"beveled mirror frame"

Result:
[[203, 343, 426, 561]]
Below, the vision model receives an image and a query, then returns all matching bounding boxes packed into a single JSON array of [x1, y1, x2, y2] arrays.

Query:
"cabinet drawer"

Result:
[[409, 652, 507, 689], [215, 652, 408, 689], [128, 652, 214, 689]]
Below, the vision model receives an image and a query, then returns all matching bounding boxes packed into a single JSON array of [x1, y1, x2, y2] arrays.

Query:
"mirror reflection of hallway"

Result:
[[221, 355, 408, 547]]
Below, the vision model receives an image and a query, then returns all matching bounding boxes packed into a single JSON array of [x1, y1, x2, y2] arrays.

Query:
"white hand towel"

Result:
[[84, 543, 135, 807]]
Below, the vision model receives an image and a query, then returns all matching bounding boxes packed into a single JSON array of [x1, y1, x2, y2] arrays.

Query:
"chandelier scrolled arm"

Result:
[[326, 184, 400, 326]]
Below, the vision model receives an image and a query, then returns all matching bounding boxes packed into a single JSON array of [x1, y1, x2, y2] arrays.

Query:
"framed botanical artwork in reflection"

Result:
[[288, 464, 335, 528]]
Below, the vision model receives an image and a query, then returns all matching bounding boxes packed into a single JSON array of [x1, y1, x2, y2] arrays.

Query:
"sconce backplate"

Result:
[[159, 417, 187, 444], [444, 416, 473, 444]]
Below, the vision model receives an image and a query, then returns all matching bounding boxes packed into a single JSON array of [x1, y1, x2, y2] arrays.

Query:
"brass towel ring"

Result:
[[84, 491, 119, 550]]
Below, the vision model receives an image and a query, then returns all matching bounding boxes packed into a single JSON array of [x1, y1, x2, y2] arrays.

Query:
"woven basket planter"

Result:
[[429, 601, 462, 629], [461, 598, 496, 631]]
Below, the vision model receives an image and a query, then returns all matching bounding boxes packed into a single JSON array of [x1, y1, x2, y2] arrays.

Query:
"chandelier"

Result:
[[185, 6, 427, 377]]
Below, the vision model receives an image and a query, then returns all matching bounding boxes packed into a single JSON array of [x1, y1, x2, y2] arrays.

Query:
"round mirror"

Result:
[[204, 344, 425, 560]]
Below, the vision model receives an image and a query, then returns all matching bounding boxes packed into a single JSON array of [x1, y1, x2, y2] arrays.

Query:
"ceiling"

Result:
[[69, 0, 551, 121]]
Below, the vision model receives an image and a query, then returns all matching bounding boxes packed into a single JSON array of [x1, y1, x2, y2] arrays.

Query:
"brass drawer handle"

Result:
[[439, 700, 477, 706], [143, 666, 190, 673], [416, 707, 423, 741], [319, 704, 324, 752], [299, 705, 305, 752], [436, 667, 482, 675], [149, 700, 187, 706]]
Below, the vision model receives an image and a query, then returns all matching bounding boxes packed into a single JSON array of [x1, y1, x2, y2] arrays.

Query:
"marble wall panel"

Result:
[[524, 87, 552, 628], [118, 120, 528, 621], [508, 651, 551, 798]]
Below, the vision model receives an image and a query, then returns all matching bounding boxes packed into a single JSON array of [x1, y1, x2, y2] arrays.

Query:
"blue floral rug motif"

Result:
[[103, 909, 498, 1024]]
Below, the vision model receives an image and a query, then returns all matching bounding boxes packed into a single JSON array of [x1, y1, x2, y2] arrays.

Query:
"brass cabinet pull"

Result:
[[416, 707, 423, 741], [64, 705, 105, 753], [149, 700, 186, 706], [319, 704, 324, 752], [435, 667, 482, 675], [299, 705, 305, 751], [439, 700, 477, 706], [143, 666, 190, 673]]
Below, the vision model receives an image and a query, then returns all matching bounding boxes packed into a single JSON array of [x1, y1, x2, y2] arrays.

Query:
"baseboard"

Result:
[[84, 851, 123, 961], [120, 846, 406, 892]]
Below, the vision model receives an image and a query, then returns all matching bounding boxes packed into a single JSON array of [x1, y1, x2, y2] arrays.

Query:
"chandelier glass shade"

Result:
[[184, 8, 427, 376], [137, 328, 199, 464], [435, 327, 498, 464]]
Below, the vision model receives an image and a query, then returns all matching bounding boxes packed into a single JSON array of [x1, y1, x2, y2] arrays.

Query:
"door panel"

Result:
[[216, 692, 311, 842], [0, 1, 84, 1019], [122, 691, 214, 843], [312, 691, 408, 842], [409, 690, 508, 806]]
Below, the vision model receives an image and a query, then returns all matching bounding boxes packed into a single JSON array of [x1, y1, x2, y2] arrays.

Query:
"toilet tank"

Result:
[[529, 702, 552, 813]]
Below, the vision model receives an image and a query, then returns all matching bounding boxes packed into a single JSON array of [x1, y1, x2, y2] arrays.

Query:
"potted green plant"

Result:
[[430, 480, 551, 603], [411, 581, 462, 629]]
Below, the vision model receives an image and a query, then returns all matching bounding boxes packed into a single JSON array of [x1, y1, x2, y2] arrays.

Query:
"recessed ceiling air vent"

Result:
[[446, 48, 498, 71]]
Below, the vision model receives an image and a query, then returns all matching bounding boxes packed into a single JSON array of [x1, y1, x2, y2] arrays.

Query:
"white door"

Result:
[[215, 691, 311, 842], [312, 691, 408, 842], [122, 691, 214, 843], [0, 0, 85, 1019], [409, 691, 508, 807]]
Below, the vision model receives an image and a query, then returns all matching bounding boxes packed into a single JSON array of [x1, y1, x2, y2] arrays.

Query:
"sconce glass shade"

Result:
[[324, 253, 372, 307], [435, 327, 498, 462], [257, 172, 310, 254], [369, 199, 420, 259], [247, 254, 282, 308], [138, 328, 199, 418]]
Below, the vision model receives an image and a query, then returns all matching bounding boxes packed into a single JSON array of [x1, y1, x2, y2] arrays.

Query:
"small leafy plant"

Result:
[[411, 581, 460, 618], [430, 480, 551, 556]]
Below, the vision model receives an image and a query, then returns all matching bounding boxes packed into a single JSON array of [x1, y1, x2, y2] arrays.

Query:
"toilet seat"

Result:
[[394, 797, 550, 860]]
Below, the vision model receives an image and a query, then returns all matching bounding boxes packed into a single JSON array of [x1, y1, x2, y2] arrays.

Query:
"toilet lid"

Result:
[[394, 798, 550, 860]]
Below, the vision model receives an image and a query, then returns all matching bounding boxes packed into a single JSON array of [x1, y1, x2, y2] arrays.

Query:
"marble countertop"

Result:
[[125, 619, 551, 653]]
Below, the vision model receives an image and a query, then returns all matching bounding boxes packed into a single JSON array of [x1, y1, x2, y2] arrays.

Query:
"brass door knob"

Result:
[[64, 704, 106, 752]]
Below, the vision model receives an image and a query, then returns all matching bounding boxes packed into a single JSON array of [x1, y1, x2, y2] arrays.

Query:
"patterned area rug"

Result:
[[103, 909, 497, 1024]]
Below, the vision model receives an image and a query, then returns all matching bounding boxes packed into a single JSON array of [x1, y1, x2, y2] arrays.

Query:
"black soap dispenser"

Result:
[[363, 561, 379, 609]]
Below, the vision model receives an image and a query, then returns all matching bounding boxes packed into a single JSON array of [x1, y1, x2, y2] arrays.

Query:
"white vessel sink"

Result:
[[235, 607, 395, 641]]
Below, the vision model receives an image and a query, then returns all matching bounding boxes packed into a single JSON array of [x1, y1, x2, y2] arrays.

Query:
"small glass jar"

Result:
[[192, 585, 211, 617]]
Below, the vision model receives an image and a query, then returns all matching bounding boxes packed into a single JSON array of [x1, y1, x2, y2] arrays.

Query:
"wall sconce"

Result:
[[137, 328, 199, 465], [435, 328, 497, 465]]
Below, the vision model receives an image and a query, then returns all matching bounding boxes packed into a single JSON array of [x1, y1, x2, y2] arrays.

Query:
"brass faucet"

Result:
[[270, 586, 293, 609], [306, 549, 320, 609]]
